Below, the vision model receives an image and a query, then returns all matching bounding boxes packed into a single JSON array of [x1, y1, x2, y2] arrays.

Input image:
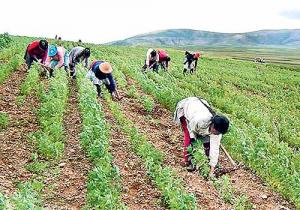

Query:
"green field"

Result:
[[0, 35, 299, 209]]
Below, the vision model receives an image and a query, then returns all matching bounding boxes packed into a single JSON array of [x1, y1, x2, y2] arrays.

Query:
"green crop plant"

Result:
[[106, 94, 197, 209], [76, 68, 126, 209], [141, 95, 155, 113], [0, 112, 9, 130]]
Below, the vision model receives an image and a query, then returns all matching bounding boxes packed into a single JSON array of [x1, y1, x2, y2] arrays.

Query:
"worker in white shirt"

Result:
[[174, 97, 230, 176], [142, 48, 159, 73]]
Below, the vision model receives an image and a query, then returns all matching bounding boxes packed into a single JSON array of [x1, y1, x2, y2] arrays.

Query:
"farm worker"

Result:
[[24, 40, 48, 69], [86, 60, 121, 100], [183, 51, 200, 74], [45, 45, 69, 72], [142, 48, 159, 72], [157, 49, 171, 71], [68, 46, 90, 79], [174, 97, 229, 175]]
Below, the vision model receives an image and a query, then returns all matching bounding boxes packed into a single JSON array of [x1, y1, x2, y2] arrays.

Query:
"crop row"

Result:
[[106, 55, 300, 208], [31, 68, 69, 160], [104, 89, 197, 209], [76, 69, 125, 209]]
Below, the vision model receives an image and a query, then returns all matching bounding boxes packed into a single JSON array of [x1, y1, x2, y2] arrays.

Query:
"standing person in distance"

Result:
[[24, 40, 48, 69], [68, 46, 90, 79], [86, 60, 121, 100], [174, 97, 229, 176]]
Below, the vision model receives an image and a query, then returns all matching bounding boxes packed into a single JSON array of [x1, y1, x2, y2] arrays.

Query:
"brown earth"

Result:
[[115, 78, 231, 210], [0, 65, 39, 194], [118, 76, 294, 210], [102, 99, 166, 210], [43, 80, 92, 210]]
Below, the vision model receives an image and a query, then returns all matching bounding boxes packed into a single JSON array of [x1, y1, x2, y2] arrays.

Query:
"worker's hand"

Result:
[[112, 92, 122, 101]]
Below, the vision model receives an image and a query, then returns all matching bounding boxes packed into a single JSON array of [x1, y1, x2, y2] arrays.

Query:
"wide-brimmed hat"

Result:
[[99, 62, 113, 74], [48, 45, 58, 57]]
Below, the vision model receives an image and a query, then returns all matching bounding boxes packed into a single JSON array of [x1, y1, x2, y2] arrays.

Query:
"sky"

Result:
[[1, 0, 300, 44]]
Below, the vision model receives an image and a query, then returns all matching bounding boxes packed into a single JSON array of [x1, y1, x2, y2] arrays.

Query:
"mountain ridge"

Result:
[[107, 29, 300, 48]]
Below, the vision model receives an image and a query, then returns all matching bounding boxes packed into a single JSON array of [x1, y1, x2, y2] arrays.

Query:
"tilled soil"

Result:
[[102, 99, 166, 210], [119, 76, 294, 210], [43, 80, 92, 210], [0, 65, 38, 194], [116, 79, 231, 210]]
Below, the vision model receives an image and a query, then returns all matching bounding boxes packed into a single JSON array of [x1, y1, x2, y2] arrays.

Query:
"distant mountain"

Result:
[[108, 29, 300, 47]]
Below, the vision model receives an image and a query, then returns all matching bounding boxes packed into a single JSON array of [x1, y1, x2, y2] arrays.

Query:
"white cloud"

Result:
[[0, 0, 300, 43]]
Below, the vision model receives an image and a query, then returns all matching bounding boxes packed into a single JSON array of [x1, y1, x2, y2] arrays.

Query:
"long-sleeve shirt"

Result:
[[27, 40, 48, 63], [91, 61, 116, 92], [69, 46, 88, 67], [158, 50, 169, 67], [146, 48, 159, 66], [45, 47, 66, 68], [174, 97, 222, 167], [184, 52, 198, 69]]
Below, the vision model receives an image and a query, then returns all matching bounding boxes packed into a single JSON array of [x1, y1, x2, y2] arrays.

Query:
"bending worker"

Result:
[[86, 60, 121, 100], [174, 97, 229, 176]]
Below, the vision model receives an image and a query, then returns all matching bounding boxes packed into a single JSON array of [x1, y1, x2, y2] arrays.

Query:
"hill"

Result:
[[108, 29, 300, 47]]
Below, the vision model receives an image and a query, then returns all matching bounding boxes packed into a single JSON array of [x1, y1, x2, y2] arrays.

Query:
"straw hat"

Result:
[[99, 62, 113, 74]]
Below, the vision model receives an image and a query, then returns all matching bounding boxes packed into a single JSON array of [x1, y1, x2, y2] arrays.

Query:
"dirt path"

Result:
[[101, 99, 166, 210], [43, 80, 92, 209], [116, 79, 231, 210], [122, 77, 294, 210], [0, 65, 38, 194]]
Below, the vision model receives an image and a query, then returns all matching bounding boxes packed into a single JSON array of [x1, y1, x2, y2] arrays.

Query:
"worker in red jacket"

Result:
[[158, 49, 171, 71], [24, 40, 48, 69]]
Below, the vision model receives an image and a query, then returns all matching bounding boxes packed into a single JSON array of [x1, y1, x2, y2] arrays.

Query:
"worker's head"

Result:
[[194, 52, 200, 59], [99, 62, 113, 74], [39, 40, 48, 51], [150, 50, 157, 57], [83, 48, 91, 57], [211, 115, 229, 135], [166, 56, 171, 62], [48, 45, 58, 57]]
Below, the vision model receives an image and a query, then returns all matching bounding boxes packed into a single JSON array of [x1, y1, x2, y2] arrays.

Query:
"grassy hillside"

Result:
[[109, 29, 300, 48]]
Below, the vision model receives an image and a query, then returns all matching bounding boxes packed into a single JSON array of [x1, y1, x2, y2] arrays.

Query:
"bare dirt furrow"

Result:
[[0, 65, 38, 194], [43, 80, 92, 210], [125, 76, 294, 210], [116, 80, 230, 210], [102, 99, 166, 210]]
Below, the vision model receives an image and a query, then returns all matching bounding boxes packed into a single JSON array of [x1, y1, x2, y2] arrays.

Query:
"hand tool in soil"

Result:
[[214, 144, 240, 177]]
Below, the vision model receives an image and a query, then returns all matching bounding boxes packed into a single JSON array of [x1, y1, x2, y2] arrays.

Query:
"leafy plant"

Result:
[[0, 112, 9, 129]]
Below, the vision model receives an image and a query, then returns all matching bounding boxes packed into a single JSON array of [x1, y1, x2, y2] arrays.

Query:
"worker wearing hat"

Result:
[[24, 40, 48, 69], [86, 60, 121, 100], [45, 45, 69, 72]]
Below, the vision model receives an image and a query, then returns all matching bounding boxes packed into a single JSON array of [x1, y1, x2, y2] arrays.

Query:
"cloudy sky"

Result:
[[1, 0, 300, 44]]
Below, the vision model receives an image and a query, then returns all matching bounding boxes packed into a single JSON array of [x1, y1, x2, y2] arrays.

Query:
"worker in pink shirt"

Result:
[[45, 45, 69, 74], [158, 49, 171, 71]]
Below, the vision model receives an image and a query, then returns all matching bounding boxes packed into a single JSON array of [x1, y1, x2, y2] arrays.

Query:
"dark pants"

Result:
[[95, 83, 112, 97], [143, 60, 159, 73], [24, 51, 35, 69]]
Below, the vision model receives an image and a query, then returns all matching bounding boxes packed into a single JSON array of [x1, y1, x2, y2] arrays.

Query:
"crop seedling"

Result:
[[0, 112, 9, 129]]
